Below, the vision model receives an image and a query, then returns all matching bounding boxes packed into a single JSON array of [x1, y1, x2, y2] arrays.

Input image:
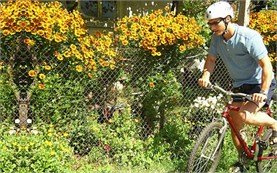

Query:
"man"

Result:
[[198, 1, 277, 171]]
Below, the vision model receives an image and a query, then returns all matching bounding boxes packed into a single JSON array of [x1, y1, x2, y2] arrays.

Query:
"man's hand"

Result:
[[198, 77, 210, 88], [252, 93, 267, 103]]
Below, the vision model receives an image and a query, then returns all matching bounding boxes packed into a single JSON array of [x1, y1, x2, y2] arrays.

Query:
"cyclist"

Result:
[[198, 1, 277, 171]]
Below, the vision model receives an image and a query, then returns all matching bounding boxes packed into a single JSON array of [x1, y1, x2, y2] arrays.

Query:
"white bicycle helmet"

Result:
[[206, 1, 234, 20]]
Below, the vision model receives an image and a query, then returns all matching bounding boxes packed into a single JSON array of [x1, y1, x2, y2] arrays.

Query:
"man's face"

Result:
[[207, 18, 225, 35]]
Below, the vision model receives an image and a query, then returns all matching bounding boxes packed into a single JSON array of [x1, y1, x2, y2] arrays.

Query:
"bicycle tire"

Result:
[[256, 129, 277, 173], [187, 121, 225, 173]]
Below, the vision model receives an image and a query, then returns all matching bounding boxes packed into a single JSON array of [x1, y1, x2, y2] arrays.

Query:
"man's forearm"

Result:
[[260, 57, 273, 94], [261, 69, 272, 94], [202, 56, 216, 79]]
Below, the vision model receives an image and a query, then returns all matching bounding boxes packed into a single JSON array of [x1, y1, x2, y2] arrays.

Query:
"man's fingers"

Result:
[[252, 93, 267, 103], [198, 78, 210, 88]]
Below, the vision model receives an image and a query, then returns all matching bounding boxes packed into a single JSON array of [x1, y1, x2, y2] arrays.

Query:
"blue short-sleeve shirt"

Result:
[[208, 24, 268, 87]]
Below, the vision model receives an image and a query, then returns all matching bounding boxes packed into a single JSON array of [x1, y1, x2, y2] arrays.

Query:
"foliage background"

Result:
[[0, 0, 276, 172]]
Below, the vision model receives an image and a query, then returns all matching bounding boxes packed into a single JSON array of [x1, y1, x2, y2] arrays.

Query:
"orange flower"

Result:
[[17, 20, 29, 29], [28, 70, 36, 77], [38, 83, 45, 90], [149, 82, 155, 88], [24, 38, 35, 46]]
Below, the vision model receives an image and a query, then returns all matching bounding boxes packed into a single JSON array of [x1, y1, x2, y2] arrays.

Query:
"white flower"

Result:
[[27, 119, 32, 124], [190, 94, 225, 112], [15, 119, 20, 124], [9, 129, 16, 135], [31, 129, 39, 135], [113, 81, 123, 91], [194, 103, 199, 108]]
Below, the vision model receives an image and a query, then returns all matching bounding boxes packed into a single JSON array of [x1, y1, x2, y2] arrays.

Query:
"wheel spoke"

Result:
[[187, 122, 225, 173]]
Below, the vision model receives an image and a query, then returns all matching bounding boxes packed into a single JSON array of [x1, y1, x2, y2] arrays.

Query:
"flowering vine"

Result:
[[0, 0, 117, 89], [115, 6, 205, 57], [249, 10, 277, 64]]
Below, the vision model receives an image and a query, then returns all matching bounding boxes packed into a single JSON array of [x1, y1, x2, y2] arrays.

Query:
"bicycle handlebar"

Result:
[[207, 83, 253, 101]]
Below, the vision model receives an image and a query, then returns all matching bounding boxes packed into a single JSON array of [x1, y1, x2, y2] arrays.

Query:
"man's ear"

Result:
[[225, 16, 232, 23]]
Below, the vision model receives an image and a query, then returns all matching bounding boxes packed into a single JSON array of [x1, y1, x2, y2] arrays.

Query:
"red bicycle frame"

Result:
[[222, 103, 277, 161]]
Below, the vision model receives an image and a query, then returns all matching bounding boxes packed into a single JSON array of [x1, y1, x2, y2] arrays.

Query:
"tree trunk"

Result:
[[238, 0, 250, 26]]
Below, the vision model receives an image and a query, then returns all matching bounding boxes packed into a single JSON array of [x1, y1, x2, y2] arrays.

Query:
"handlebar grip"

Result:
[[234, 94, 267, 102]]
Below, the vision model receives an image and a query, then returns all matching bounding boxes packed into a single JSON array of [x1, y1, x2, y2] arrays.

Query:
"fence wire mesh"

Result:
[[0, 32, 276, 169]]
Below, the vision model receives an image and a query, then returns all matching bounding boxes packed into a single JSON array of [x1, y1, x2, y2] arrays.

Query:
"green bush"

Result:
[[0, 74, 16, 122], [69, 125, 98, 156], [79, 108, 173, 168], [0, 124, 73, 173], [151, 110, 194, 171], [30, 74, 90, 129]]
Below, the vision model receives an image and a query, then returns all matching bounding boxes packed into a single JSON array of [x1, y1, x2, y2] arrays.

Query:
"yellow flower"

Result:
[[17, 20, 29, 30], [54, 51, 63, 61], [75, 65, 83, 72], [38, 83, 45, 89], [44, 65, 52, 71], [2, 30, 10, 36], [179, 45, 186, 52], [1, 0, 118, 74], [122, 40, 129, 46], [36, 30, 44, 36], [109, 63, 115, 70], [24, 38, 35, 46], [28, 70, 36, 77], [70, 44, 77, 51], [38, 73, 46, 80], [62, 50, 71, 58], [45, 141, 53, 146]]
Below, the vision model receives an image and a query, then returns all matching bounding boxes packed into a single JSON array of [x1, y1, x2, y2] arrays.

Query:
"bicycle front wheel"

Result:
[[187, 121, 225, 173]]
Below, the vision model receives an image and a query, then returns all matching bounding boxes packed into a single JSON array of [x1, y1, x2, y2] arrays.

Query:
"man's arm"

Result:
[[198, 54, 217, 88], [259, 56, 273, 93], [252, 56, 273, 103]]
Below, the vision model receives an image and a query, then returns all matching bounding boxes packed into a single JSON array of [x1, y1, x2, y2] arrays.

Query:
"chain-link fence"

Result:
[[0, 32, 276, 171]]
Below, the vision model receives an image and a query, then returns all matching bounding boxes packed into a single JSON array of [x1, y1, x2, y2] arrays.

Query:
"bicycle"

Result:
[[187, 83, 276, 173]]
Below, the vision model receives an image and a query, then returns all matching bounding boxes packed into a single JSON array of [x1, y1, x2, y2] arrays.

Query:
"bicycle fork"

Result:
[[201, 119, 228, 161]]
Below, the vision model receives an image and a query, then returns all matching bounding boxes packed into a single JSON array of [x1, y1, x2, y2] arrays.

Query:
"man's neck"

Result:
[[223, 23, 235, 41]]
